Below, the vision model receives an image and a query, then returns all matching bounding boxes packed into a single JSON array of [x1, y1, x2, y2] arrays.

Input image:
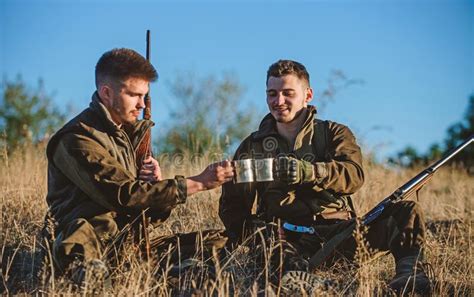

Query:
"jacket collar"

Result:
[[88, 92, 155, 144], [253, 105, 317, 140], [89, 92, 122, 133]]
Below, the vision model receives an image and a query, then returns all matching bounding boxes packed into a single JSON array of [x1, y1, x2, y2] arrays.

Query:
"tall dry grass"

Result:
[[0, 146, 472, 295]]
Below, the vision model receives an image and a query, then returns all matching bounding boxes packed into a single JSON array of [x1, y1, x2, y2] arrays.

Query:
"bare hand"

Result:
[[194, 160, 234, 190], [139, 156, 163, 183]]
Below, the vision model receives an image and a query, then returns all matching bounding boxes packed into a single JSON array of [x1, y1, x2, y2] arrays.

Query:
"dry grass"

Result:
[[0, 146, 472, 295]]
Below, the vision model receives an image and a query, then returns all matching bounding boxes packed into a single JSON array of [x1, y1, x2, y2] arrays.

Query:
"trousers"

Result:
[[50, 212, 227, 273], [284, 200, 426, 267]]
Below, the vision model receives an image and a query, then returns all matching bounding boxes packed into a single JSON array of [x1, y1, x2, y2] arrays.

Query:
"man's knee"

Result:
[[53, 218, 103, 272], [88, 213, 120, 242]]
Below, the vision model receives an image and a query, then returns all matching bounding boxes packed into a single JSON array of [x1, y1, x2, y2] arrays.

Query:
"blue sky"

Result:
[[1, 0, 473, 160]]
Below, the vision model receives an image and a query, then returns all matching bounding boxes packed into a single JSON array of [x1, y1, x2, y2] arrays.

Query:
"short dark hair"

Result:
[[95, 48, 158, 88], [266, 60, 310, 87]]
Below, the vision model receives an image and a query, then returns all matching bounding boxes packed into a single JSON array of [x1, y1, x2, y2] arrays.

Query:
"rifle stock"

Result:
[[308, 135, 474, 270]]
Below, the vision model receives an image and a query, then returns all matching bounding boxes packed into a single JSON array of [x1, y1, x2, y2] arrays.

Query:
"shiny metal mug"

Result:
[[234, 158, 274, 183], [254, 158, 274, 182], [234, 159, 254, 183]]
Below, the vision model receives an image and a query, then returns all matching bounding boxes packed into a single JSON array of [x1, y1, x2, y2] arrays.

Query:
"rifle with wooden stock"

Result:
[[136, 29, 153, 168], [135, 29, 153, 260], [308, 135, 474, 271]]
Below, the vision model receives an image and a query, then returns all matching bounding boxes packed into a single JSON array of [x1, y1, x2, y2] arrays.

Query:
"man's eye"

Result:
[[267, 91, 276, 97], [283, 91, 295, 97]]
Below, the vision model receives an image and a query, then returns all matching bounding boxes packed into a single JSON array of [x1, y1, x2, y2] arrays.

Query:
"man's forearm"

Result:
[[185, 176, 206, 196]]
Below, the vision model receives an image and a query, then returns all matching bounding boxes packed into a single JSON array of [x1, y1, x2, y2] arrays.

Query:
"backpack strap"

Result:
[[312, 119, 329, 161]]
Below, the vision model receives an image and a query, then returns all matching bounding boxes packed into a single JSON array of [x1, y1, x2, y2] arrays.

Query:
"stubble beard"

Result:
[[111, 99, 138, 125], [274, 107, 306, 124]]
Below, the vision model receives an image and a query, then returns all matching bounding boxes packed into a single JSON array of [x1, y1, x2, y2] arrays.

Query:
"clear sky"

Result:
[[1, 0, 473, 160]]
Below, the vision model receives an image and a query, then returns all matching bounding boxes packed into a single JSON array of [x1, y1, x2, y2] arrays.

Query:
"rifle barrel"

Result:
[[143, 30, 152, 121], [395, 135, 474, 199], [430, 136, 473, 171], [146, 30, 151, 61]]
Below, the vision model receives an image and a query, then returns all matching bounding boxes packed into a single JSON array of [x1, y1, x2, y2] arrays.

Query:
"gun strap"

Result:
[[308, 220, 356, 270]]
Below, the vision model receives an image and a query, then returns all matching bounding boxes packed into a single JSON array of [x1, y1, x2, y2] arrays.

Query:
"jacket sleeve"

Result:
[[219, 136, 257, 242], [312, 123, 365, 195], [52, 133, 187, 215]]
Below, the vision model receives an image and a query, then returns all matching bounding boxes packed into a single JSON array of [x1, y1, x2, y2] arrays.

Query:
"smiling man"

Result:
[[219, 60, 431, 294], [45, 48, 233, 287]]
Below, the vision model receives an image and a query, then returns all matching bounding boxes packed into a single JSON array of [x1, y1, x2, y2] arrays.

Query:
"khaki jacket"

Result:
[[46, 92, 187, 234], [219, 106, 364, 240]]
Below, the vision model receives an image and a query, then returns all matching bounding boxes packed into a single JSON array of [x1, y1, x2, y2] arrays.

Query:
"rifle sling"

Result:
[[308, 219, 356, 270]]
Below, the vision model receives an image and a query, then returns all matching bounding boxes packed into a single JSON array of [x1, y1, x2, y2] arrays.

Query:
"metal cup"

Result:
[[254, 158, 274, 182], [234, 159, 254, 183]]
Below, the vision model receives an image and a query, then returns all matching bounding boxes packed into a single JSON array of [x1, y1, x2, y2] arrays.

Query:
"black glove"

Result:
[[274, 156, 315, 185]]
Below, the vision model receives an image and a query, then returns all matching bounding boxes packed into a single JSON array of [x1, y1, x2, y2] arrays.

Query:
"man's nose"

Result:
[[137, 96, 146, 109], [275, 93, 285, 105]]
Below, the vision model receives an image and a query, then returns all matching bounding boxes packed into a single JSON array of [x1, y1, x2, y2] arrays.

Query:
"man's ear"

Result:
[[304, 87, 314, 105], [98, 84, 113, 106]]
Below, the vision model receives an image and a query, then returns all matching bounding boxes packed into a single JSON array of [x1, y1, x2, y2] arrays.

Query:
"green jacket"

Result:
[[219, 106, 364, 240], [46, 92, 187, 234]]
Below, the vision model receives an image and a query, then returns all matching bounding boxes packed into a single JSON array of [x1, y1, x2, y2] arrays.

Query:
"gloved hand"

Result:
[[274, 156, 315, 185]]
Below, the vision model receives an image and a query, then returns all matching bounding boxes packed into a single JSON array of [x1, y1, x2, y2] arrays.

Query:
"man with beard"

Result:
[[219, 60, 431, 294], [45, 48, 233, 287]]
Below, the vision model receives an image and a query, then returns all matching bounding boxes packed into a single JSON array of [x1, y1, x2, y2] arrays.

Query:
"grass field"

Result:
[[1, 146, 472, 295]]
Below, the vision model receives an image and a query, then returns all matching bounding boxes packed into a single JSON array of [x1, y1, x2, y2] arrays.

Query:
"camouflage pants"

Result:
[[284, 200, 426, 267], [51, 213, 227, 274]]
